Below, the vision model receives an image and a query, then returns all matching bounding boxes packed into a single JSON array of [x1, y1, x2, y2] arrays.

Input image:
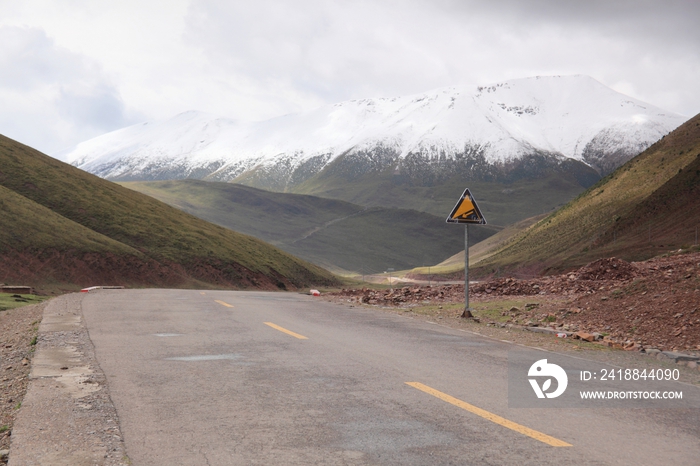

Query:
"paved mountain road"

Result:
[[77, 289, 698, 465]]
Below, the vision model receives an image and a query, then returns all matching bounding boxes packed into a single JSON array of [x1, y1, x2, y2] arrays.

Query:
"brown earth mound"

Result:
[[574, 257, 637, 281]]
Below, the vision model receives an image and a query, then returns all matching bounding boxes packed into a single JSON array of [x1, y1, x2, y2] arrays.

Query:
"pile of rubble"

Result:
[[342, 285, 464, 306], [328, 253, 700, 353], [471, 278, 542, 296], [573, 257, 637, 281], [338, 257, 647, 304]]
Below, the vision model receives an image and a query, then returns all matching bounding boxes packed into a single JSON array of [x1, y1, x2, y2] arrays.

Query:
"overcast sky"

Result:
[[2, 0, 699, 157]]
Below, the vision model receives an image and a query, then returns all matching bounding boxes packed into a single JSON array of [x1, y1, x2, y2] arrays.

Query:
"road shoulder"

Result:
[[9, 293, 129, 466]]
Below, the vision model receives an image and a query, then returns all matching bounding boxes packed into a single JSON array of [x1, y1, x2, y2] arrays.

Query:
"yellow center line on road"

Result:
[[263, 322, 308, 340], [214, 300, 234, 308], [406, 382, 572, 447]]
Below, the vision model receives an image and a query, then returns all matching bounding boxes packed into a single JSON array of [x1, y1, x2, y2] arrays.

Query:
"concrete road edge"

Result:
[[9, 293, 130, 466]]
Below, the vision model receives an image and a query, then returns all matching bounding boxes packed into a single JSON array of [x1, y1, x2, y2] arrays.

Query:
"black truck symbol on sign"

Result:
[[446, 188, 487, 224]]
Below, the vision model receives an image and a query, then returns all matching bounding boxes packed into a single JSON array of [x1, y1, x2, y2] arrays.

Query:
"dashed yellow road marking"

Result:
[[406, 382, 572, 447], [263, 322, 308, 340], [215, 300, 234, 308]]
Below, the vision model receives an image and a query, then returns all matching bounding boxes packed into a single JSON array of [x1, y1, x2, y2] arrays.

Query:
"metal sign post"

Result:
[[463, 224, 471, 317], [446, 188, 486, 318]]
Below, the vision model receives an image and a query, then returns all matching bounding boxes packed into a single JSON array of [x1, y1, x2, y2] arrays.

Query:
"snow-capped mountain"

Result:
[[58, 75, 687, 189]]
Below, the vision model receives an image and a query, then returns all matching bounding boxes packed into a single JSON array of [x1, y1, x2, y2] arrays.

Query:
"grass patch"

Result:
[[470, 298, 544, 322], [406, 303, 464, 316], [611, 289, 624, 299], [403, 298, 546, 324], [624, 279, 648, 294], [0, 294, 49, 311]]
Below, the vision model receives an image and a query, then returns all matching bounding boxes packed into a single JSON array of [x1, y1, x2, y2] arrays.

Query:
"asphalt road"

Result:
[[80, 289, 700, 465]]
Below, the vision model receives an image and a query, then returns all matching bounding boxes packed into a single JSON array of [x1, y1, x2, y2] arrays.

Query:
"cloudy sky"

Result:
[[1, 0, 699, 157]]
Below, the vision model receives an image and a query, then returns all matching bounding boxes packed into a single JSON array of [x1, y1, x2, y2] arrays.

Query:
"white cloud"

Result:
[[0, 25, 138, 154], [0, 0, 698, 155], [181, 0, 700, 115]]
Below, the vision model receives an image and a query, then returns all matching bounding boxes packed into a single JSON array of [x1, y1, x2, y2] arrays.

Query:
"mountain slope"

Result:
[[0, 135, 337, 289], [121, 180, 500, 273], [60, 75, 684, 187], [290, 164, 594, 226], [0, 184, 138, 254], [472, 113, 700, 275], [599, 142, 700, 259], [0, 185, 182, 287]]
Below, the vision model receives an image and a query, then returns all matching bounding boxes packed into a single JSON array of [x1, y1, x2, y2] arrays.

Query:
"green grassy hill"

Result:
[[0, 185, 167, 288], [472, 113, 700, 276], [287, 157, 597, 227], [597, 149, 700, 259], [121, 180, 500, 273], [0, 135, 337, 290], [0, 184, 139, 254]]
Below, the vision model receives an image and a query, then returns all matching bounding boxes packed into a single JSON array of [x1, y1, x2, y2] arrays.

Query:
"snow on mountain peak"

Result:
[[58, 75, 687, 184]]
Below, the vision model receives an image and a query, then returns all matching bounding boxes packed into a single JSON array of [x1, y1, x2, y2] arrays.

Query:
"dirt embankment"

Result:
[[329, 253, 700, 353], [0, 249, 304, 292]]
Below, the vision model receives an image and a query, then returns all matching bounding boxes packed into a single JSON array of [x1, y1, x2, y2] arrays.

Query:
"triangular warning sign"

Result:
[[446, 188, 487, 224]]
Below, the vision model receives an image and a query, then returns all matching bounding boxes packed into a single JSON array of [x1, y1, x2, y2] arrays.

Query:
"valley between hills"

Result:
[[118, 179, 500, 274]]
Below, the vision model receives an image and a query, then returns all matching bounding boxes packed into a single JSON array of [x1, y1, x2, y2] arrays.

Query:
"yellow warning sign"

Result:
[[446, 188, 486, 224]]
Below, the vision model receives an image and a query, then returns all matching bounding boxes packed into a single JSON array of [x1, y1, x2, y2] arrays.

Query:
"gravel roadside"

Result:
[[0, 300, 42, 464], [6, 293, 129, 466]]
